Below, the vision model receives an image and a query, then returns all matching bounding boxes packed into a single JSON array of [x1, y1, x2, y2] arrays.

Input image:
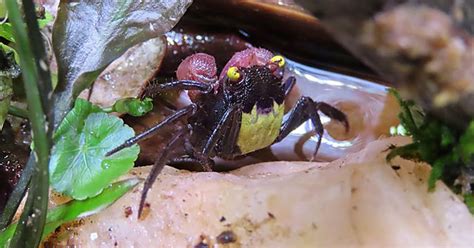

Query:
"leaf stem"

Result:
[[7, 105, 28, 119], [5, 0, 52, 247]]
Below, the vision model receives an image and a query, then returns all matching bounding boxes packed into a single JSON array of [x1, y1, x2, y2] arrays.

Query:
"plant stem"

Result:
[[5, 0, 51, 247], [7, 105, 28, 119], [0, 156, 34, 229]]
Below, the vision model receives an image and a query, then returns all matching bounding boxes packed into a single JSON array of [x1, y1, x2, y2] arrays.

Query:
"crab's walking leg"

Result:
[[220, 109, 242, 156], [106, 104, 197, 156], [168, 156, 202, 166], [142, 80, 213, 98], [283, 76, 296, 96], [315, 102, 349, 130], [276, 97, 324, 160], [195, 105, 240, 171], [275, 97, 348, 160], [138, 128, 188, 218], [166, 156, 212, 171]]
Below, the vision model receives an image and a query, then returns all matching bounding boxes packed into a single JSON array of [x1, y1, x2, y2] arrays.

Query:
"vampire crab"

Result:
[[107, 47, 349, 216]]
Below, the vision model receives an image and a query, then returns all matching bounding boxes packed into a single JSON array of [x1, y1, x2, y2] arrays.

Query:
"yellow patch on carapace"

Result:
[[237, 102, 284, 154]]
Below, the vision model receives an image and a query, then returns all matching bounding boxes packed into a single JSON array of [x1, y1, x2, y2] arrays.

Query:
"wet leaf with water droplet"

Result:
[[49, 99, 139, 200]]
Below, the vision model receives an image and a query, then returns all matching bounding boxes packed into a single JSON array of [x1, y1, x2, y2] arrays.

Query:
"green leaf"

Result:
[[428, 159, 445, 191], [386, 142, 420, 162], [0, 1, 6, 17], [464, 194, 474, 215], [0, 23, 14, 42], [109, 97, 153, 117], [0, 10, 53, 42], [50, 100, 139, 200], [0, 178, 140, 246], [0, 43, 19, 64], [388, 90, 474, 214], [5, 0, 52, 246], [388, 88, 424, 136], [458, 121, 474, 163], [37, 11, 53, 29], [53, 98, 102, 139], [0, 75, 12, 130], [0, 10, 52, 64], [0, 49, 19, 130], [51, 0, 192, 128], [43, 178, 140, 236]]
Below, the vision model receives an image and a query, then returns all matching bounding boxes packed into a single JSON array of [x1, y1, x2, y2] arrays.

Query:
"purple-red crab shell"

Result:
[[176, 47, 281, 101]]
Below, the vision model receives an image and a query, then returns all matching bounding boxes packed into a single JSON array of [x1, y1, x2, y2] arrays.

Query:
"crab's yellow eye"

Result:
[[271, 55, 285, 68], [227, 66, 240, 81]]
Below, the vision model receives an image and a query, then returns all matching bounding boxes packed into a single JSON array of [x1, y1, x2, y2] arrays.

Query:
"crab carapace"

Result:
[[107, 48, 349, 216]]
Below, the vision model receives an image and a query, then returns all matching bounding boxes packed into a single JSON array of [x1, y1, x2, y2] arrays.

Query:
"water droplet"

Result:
[[26, 216, 33, 226], [39, 60, 48, 71], [104, 73, 112, 81], [90, 232, 98, 241], [102, 162, 110, 170]]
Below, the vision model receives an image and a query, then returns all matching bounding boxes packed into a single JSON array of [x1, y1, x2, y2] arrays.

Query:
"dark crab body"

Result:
[[108, 48, 349, 216]]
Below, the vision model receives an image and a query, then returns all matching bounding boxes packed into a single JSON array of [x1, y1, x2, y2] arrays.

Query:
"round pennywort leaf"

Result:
[[50, 112, 139, 200]]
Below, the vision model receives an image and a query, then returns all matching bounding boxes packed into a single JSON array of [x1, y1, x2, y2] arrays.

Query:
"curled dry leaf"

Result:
[[79, 37, 166, 109]]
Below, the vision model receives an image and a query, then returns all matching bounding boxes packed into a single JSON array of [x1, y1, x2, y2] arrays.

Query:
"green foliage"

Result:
[[2, 1, 191, 245], [464, 194, 474, 215], [51, 0, 192, 128], [0, 23, 14, 42], [50, 99, 139, 200], [0, 51, 20, 130], [0, 10, 53, 64], [388, 89, 474, 214], [0, 178, 140, 247], [5, 0, 52, 246], [0, 5, 54, 130], [106, 97, 153, 117], [458, 122, 474, 164], [37, 11, 53, 29]]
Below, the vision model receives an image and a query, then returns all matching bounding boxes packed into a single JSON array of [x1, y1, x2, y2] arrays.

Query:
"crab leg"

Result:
[[276, 97, 348, 160], [168, 156, 202, 166], [202, 106, 240, 154], [315, 102, 349, 130], [283, 76, 296, 96], [142, 80, 213, 98], [193, 105, 240, 171], [138, 128, 188, 218], [219, 109, 242, 156], [106, 104, 197, 156]]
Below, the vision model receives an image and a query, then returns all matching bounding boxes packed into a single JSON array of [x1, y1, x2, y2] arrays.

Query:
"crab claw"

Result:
[[177, 53, 218, 100]]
